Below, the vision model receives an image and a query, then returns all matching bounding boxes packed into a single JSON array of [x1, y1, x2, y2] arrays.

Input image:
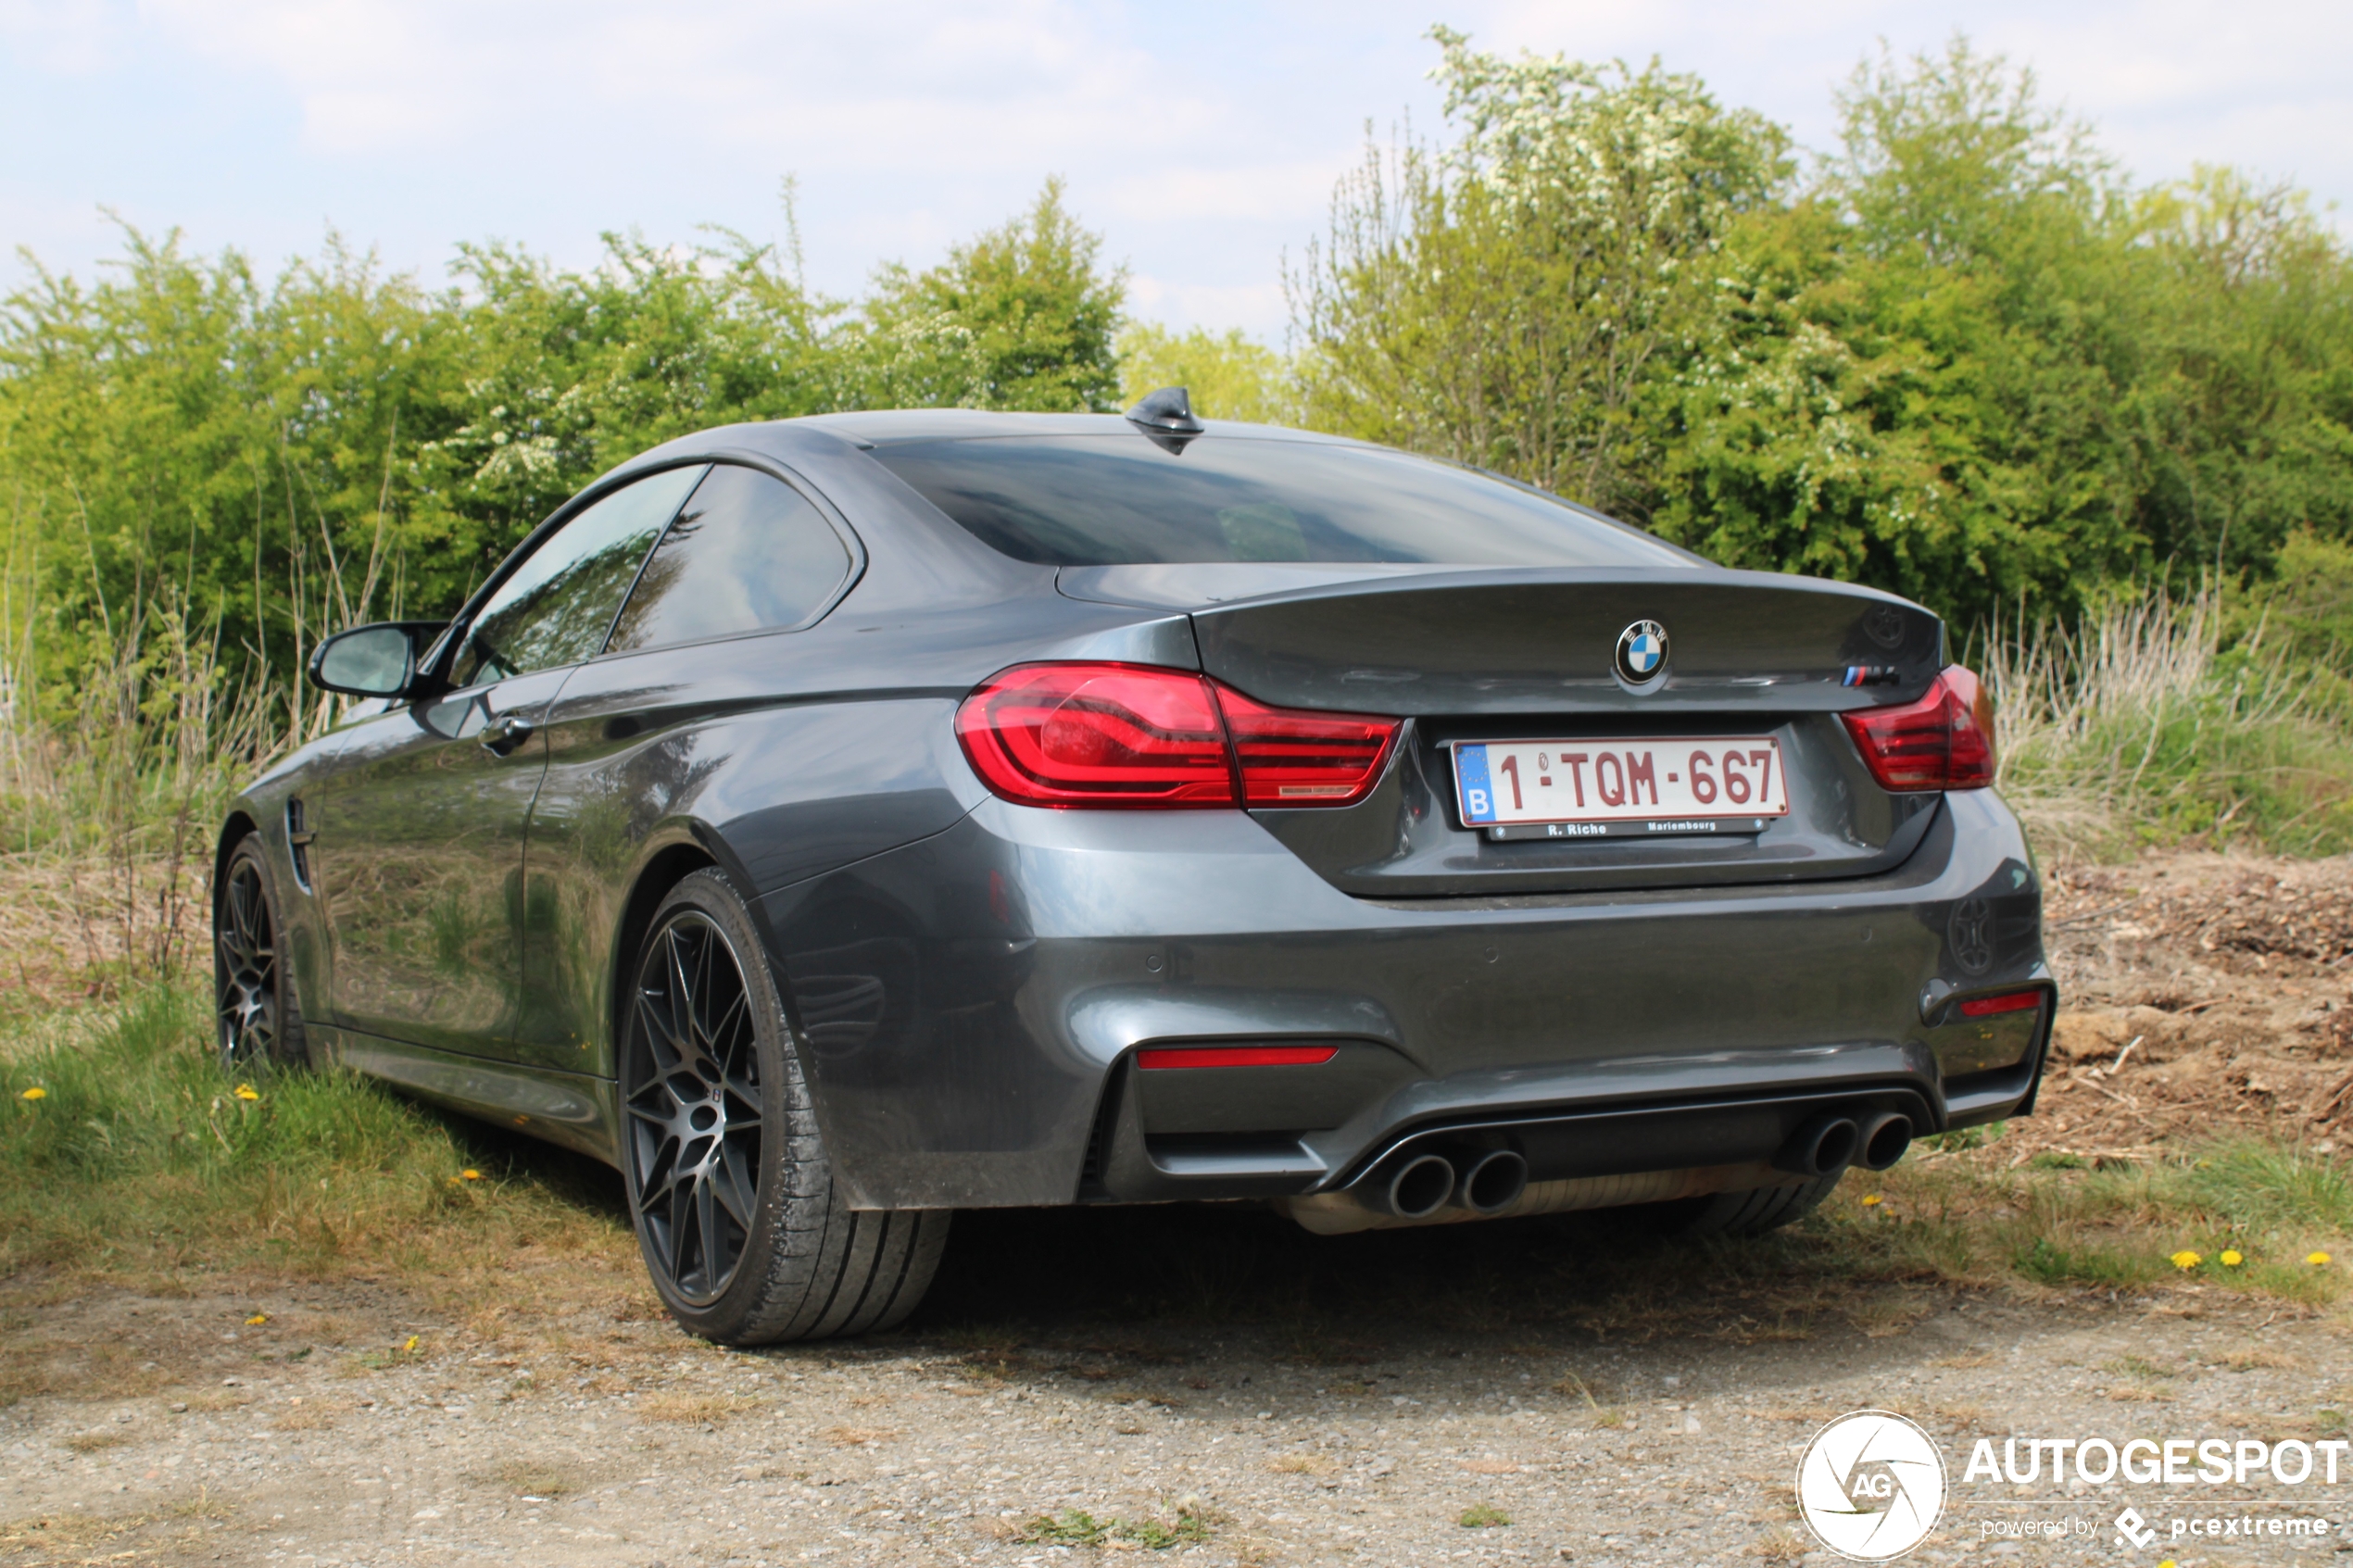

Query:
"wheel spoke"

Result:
[[694, 1172, 722, 1285], [667, 1170, 698, 1282], [708, 986, 749, 1061], [711, 1141, 756, 1227], [721, 1072, 761, 1123], [666, 927, 698, 1024], [634, 992, 687, 1068], [688, 928, 719, 1045], [624, 1099, 675, 1130]]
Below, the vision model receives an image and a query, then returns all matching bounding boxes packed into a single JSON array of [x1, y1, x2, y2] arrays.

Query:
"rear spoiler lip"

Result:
[[1057, 560, 1922, 617]]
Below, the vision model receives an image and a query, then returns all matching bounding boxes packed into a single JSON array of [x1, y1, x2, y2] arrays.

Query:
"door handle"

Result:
[[481, 713, 535, 757]]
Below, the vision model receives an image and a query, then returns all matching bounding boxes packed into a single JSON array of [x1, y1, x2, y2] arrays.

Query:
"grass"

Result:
[[0, 981, 630, 1296], [1018, 1505, 1215, 1549], [1984, 583, 2353, 859], [1826, 1137, 2351, 1308]]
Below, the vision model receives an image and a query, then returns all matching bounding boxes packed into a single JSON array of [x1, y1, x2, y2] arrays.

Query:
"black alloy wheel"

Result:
[[624, 908, 764, 1306], [618, 869, 950, 1344], [214, 836, 307, 1070]]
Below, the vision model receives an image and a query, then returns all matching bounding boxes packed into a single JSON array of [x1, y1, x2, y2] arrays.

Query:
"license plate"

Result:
[[1452, 737, 1789, 837]]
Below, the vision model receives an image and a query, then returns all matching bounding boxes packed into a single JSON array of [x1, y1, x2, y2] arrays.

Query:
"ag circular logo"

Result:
[[1795, 1410, 1946, 1562], [1614, 620, 1667, 684]]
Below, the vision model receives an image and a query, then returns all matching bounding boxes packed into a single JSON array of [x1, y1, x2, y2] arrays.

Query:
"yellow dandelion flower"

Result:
[[1861, 1194, 1882, 1207], [19, 1086, 44, 1101], [2169, 1249, 2202, 1271], [2220, 1249, 2244, 1267], [403, 1336, 418, 1353], [233, 1084, 260, 1101], [460, 1169, 482, 1181], [2309, 1252, 2334, 1267], [245, 1313, 268, 1325]]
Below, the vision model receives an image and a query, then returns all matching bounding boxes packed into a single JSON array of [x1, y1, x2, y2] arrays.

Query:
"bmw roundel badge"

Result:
[[1615, 620, 1668, 684]]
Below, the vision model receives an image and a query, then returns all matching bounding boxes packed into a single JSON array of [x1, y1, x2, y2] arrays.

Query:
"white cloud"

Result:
[[4, 0, 2346, 335]]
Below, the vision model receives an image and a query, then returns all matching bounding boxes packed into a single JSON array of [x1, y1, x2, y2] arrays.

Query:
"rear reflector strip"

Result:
[[1135, 1045, 1340, 1071], [1957, 989, 2044, 1018]]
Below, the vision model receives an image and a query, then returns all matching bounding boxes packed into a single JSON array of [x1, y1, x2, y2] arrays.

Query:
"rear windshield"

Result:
[[866, 434, 1692, 568]]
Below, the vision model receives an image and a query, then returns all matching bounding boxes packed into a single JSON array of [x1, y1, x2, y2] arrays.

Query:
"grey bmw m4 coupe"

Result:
[[212, 389, 2050, 1344]]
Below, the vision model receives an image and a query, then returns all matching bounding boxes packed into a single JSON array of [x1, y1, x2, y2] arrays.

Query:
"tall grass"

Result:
[[1982, 585, 2353, 859], [0, 534, 337, 1000], [0, 983, 625, 1289]]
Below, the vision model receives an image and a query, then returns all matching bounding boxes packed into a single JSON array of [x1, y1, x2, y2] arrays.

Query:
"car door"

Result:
[[513, 461, 863, 1072], [310, 464, 708, 1055]]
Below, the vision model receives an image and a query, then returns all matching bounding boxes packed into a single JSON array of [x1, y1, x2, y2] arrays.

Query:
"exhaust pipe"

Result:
[[1774, 1113, 1860, 1178], [1453, 1148, 1529, 1215], [1858, 1111, 1913, 1173], [1382, 1153, 1457, 1220]]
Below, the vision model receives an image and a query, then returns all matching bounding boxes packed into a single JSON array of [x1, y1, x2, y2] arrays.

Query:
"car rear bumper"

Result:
[[755, 788, 2048, 1210]]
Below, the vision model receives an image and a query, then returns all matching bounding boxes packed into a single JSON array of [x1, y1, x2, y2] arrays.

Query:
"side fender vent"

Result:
[[285, 799, 315, 893]]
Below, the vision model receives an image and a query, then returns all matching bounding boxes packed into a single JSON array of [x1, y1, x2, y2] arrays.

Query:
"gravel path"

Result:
[[6, 1210, 2349, 1568]]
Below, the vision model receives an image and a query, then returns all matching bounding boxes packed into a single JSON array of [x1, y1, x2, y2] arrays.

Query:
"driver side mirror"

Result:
[[308, 621, 446, 698]]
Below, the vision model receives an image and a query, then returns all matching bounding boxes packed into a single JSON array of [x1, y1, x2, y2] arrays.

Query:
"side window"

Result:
[[605, 465, 854, 654], [451, 466, 707, 688]]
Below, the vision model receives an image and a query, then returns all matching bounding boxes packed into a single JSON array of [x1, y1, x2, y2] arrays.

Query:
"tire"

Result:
[[619, 868, 950, 1345], [1670, 1173, 1843, 1237], [214, 834, 310, 1071]]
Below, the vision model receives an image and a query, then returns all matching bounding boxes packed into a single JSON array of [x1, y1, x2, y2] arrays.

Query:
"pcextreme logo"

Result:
[[1795, 1411, 1948, 1562]]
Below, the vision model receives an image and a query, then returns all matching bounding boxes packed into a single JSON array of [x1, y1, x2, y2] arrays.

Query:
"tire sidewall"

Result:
[[620, 869, 808, 1340]]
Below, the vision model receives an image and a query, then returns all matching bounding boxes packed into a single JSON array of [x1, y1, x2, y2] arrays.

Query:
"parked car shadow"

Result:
[[914, 1198, 1834, 1355]]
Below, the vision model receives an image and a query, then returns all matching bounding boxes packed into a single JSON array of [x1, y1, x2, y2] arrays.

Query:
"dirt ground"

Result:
[[6, 848, 2353, 1568]]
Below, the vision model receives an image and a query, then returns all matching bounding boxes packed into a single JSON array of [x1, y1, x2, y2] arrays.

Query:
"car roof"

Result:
[[786, 408, 1375, 448]]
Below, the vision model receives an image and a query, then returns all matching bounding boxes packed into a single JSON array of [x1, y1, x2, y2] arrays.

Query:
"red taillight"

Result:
[[955, 663, 1236, 808], [1958, 989, 2043, 1018], [1136, 1045, 1340, 1070], [1217, 685, 1400, 806], [956, 662, 1401, 811], [1840, 665, 1996, 792]]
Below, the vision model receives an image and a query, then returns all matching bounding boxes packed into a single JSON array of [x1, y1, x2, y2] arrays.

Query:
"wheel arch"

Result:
[[604, 833, 724, 1075], [213, 810, 261, 903]]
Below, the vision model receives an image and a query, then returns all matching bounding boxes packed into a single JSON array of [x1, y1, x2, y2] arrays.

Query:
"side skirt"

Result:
[[311, 1024, 622, 1169]]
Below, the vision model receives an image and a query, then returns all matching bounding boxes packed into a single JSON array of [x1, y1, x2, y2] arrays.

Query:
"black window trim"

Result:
[[585, 453, 868, 663], [421, 450, 867, 690]]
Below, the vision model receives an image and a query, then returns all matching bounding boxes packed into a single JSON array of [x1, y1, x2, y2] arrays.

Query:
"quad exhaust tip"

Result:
[[1378, 1148, 1529, 1220], [1385, 1153, 1457, 1220], [1859, 1111, 1914, 1173], [1775, 1113, 1860, 1178], [1454, 1148, 1529, 1215], [1772, 1110, 1916, 1178]]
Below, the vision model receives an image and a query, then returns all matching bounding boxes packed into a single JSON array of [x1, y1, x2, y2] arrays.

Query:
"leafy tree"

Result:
[[1290, 27, 1789, 514], [410, 228, 832, 608], [1647, 41, 2152, 620], [849, 179, 1125, 412], [0, 226, 451, 709], [2118, 166, 2353, 577]]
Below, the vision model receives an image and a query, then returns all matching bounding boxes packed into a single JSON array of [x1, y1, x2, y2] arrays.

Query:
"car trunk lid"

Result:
[[1061, 564, 1949, 896]]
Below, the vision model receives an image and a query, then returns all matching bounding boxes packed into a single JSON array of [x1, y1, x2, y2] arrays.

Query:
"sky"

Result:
[[3, 0, 2347, 340]]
